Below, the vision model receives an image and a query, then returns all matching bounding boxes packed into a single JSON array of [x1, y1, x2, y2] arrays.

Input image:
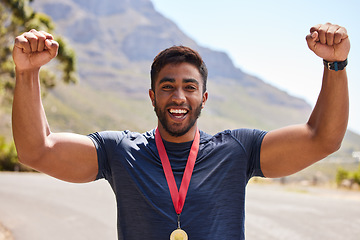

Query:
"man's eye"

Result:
[[185, 85, 197, 91], [162, 85, 173, 90]]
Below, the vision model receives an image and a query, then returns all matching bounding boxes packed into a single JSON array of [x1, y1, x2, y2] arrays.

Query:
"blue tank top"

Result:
[[89, 128, 266, 240]]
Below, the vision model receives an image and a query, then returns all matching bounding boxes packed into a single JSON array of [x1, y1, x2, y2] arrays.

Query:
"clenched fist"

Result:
[[306, 23, 350, 62], [13, 29, 59, 72]]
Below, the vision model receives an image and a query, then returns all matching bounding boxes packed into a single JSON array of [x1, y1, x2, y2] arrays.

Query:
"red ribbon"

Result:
[[155, 128, 200, 214]]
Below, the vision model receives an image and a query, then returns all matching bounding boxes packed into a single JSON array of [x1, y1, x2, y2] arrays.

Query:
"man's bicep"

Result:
[[260, 124, 326, 178], [34, 132, 99, 183]]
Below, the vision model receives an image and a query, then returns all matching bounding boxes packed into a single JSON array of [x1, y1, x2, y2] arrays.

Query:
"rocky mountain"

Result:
[[28, 0, 359, 157]]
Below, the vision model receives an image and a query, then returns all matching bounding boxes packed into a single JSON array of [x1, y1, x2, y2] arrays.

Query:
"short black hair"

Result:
[[150, 46, 208, 93]]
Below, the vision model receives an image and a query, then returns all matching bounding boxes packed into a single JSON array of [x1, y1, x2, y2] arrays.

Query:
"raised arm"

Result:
[[12, 30, 98, 183], [260, 23, 350, 178]]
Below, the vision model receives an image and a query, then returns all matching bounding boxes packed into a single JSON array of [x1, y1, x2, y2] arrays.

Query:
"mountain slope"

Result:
[[28, 0, 359, 157]]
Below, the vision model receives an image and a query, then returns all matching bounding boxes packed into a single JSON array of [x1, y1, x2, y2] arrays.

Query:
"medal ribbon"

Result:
[[155, 127, 200, 215]]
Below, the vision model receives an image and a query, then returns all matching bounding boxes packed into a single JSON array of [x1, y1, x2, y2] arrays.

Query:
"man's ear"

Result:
[[202, 91, 208, 109], [149, 89, 155, 107]]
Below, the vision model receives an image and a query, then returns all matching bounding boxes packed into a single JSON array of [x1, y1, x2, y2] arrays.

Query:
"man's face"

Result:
[[149, 62, 208, 138]]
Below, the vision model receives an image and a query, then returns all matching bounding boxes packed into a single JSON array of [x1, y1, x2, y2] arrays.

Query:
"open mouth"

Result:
[[168, 108, 188, 119]]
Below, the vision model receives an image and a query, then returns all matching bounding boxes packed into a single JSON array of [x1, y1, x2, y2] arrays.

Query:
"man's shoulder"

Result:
[[199, 128, 267, 155], [89, 129, 156, 144], [200, 128, 266, 142]]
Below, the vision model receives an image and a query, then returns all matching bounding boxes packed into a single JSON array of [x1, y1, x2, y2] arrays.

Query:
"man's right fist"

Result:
[[13, 29, 59, 72]]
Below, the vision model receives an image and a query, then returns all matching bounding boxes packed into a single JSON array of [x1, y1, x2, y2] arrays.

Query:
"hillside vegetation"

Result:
[[1, 0, 359, 168]]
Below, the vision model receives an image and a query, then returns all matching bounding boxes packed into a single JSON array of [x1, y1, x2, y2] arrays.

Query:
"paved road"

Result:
[[1, 172, 360, 240], [0, 172, 117, 240], [245, 184, 360, 240]]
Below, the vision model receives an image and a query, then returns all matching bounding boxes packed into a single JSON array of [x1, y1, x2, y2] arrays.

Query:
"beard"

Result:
[[154, 99, 202, 138]]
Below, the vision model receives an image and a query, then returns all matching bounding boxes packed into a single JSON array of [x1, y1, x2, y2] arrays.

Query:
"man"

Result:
[[12, 23, 350, 239]]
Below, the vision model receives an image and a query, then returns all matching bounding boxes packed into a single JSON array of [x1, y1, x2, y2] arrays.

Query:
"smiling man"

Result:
[[12, 23, 350, 239], [150, 49, 208, 142]]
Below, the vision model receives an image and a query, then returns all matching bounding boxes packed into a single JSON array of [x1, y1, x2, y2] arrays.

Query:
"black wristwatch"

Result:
[[323, 59, 348, 71]]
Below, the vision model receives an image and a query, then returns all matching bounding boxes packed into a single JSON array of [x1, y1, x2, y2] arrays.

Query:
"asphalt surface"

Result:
[[0, 172, 117, 240], [245, 183, 360, 240], [1, 172, 359, 240]]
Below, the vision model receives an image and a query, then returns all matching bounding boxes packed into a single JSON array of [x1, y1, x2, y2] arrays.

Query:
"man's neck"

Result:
[[157, 124, 198, 143]]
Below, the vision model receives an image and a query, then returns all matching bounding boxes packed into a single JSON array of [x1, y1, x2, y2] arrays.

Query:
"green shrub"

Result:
[[0, 136, 20, 171], [335, 167, 350, 186], [352, 166, 360, 185]]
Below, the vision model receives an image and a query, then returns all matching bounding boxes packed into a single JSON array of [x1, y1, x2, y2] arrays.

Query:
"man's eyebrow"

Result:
[[159, 77, 175, 85], [183, 78, 199, 85], [158, 77, 200, 86]]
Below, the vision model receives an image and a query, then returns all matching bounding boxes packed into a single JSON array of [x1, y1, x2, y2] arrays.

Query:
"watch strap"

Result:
[[323, 59, 348, 71]]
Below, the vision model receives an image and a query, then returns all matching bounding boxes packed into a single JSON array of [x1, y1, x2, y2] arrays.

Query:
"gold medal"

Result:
[[170, 228, 188, 240]]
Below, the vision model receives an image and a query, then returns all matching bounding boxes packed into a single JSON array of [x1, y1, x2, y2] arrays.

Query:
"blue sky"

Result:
[[152, 0, 360, 135]]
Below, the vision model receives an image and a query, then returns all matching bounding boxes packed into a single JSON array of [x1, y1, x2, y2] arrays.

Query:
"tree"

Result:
[[0, 0, 77, 107]]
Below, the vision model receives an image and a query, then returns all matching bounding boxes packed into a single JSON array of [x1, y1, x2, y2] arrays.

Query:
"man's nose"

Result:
[[172, 89, 186, 104]]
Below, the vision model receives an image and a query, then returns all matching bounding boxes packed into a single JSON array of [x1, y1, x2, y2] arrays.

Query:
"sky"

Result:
[[151, 0, 360, 135]]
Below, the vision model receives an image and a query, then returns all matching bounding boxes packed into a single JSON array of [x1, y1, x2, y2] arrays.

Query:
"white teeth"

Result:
[[169, 109, 187, 114]]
